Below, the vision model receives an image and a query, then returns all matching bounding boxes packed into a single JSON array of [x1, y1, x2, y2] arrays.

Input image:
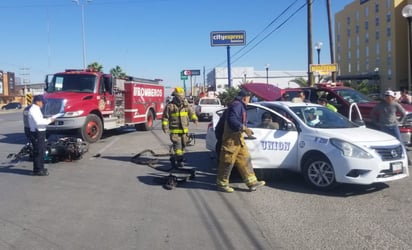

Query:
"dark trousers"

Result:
[[24, 127, 33, 143], [30, 130, 46, 172]]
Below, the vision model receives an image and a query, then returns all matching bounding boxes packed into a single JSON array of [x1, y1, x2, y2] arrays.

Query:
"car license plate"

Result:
[[390, 162, 403, 174]]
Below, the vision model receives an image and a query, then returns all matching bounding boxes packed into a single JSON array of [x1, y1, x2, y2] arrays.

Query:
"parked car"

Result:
[[195, 97, 223, 121], [206, 101, 409, 190], [242, 82, 412, 145], [1, 102, 22, 110]]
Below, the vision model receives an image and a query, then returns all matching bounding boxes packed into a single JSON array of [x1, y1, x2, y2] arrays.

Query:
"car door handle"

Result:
[[244, 136, 257, 140]]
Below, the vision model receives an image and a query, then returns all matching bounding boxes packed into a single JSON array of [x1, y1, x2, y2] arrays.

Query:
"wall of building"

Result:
[[206, 67, 305, 93], [335, 0, 410, 92]]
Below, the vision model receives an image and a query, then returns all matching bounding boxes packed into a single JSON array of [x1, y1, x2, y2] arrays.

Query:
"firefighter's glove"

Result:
[[162, 126, 168, 134], [243, 126, 254, 137], [194, 120, 199, 126]]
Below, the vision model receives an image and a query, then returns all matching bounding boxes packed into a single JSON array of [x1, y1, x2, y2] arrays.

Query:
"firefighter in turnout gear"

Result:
[[162, 87, 198, 168], [216, 89, 265, 193]]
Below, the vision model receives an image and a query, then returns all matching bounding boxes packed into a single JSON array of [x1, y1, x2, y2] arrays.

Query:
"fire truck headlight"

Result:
[[63, 110, 84, 117]]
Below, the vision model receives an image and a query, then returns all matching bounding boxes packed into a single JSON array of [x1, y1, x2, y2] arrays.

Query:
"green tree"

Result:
[[217, 86, 242, 106], [110, 65, 127, 79], [290, 77, 309, 87], [87, 62, 103, 72]]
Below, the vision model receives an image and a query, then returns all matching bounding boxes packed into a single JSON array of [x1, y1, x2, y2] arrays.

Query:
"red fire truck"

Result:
[[43, 69, 165, 143]]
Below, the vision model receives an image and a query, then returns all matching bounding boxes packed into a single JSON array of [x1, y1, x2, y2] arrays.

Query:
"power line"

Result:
[[209, 0, 306, 71], [231, 0, 309, 65]]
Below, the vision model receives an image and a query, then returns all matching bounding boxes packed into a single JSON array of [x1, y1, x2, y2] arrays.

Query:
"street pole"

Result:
[[402, 4, 412, 93], [307, 0, 313, 86], [72, 0, 92, 69], [265, 64, 269, 84]]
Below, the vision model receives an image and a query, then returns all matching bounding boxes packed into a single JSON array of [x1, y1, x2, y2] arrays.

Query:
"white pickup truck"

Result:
[[195, 97, 223, 121]]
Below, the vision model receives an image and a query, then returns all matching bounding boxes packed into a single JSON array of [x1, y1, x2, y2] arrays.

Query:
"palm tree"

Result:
[[87, 62, 103, 72], [290, 77, 309, 87], [110, 65, 127, 79]]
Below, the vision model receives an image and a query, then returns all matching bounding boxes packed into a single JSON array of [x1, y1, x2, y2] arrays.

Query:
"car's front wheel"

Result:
[[303, 155, 337, 190]]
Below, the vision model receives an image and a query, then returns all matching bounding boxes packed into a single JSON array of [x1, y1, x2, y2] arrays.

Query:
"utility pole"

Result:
[[307, 0, 313, 86], [20, 67, 30, 106], [326, 0, 336, 82]]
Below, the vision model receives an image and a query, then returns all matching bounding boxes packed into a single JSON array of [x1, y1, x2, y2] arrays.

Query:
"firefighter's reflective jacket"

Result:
[[162, 98, 198, 134]]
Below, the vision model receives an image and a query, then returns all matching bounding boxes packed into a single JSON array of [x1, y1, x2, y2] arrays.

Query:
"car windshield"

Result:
[[47, 74, 96, 93], [335, 89, 373, 104], [290, 106, 358, 128]]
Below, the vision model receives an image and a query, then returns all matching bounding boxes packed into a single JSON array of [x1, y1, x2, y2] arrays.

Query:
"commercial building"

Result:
[[206, 67, 306, 93], [335, 0, 412, 92]]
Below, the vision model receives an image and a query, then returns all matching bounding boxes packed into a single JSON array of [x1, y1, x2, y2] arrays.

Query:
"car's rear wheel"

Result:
[[303, 155, 337, 190]]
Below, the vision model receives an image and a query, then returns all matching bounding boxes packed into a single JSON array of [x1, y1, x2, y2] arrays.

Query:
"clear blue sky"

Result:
[[0, 0, 352, 91]]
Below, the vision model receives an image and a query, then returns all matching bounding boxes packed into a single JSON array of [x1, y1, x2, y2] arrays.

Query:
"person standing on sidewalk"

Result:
[[216, 89, 265, 193], [28, 95, 55, 176]]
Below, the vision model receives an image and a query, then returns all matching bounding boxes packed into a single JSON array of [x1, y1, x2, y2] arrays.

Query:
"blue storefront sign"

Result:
[[210, 31, 246, 47]]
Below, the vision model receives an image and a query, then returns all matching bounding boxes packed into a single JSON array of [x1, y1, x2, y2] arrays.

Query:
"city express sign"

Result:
[[210, 31, 246, 46]]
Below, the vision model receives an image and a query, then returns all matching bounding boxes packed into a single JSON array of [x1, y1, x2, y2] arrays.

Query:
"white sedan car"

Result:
[[206, 101, 409, 190]]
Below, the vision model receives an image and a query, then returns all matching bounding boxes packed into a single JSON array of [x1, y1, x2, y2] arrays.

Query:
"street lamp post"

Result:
[[402, 4, 412, 93], [265, 64, 269, 84], [72, 0, 92, 69], [315, 42, 323, 64]]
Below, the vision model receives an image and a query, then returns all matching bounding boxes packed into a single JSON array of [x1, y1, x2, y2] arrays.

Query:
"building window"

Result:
[[347, 16, 350, 25], [366, 58, 370, 71], [365, 32, 369, 43], [348, 63, 352, 73], [347, 28, 351, 37], [387, 40, 391, 53], [376, 42, 380, 55], [376, 30, 380, 40], [356, 35, 360, 46], [365, 6, 369, 17], [365, 20, 369, 30], [366, 45, 369, 57], [375, 16, 379, 26], [356, 24, 359, 33], [375, 2, 379, 13], [386, 12, 391, 22], [387, 68, 392, 80], [375, 58, 380, 67], [357, 61, 360, 72], [387, 27, 391, 37], [387, 55, 392, 67]]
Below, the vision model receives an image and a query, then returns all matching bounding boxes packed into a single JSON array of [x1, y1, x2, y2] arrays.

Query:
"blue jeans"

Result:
[[380, 125, 402, 141]]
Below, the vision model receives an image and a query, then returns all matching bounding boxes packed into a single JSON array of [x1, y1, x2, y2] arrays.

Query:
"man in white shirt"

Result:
[[28, 95, 55, 176]]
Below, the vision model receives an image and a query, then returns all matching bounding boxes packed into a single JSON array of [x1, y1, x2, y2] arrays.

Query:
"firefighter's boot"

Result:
[[176, 155, 184, 168], [169, 156, 177, 169], [216, 163, 235, 193]]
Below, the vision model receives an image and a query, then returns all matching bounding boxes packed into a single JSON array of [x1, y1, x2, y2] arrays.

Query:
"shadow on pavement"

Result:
[[257, 169, 389, 197], [0, 164, 33, 175]]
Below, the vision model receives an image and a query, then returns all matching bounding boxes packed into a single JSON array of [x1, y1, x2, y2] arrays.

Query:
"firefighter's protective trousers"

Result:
[[217, 122, 258, 187], [162, 99, 197, 162]]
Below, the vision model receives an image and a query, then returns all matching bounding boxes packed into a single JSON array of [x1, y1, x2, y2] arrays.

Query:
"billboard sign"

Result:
[[182, 70, 201, 76], [210, 31, 246, 46], [310, 64, 338, 73]]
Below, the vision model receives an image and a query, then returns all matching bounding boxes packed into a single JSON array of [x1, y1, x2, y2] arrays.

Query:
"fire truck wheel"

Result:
[[136, 111, 154, 131], [79, 114, 103, 143]]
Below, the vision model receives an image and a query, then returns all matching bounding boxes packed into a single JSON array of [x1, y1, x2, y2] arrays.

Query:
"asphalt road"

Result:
[[0, 110, 411, 250]]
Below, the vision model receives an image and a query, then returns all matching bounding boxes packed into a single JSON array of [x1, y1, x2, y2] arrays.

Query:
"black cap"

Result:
[[237, 89, 251, 97], [33, 95, 46, 104]]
